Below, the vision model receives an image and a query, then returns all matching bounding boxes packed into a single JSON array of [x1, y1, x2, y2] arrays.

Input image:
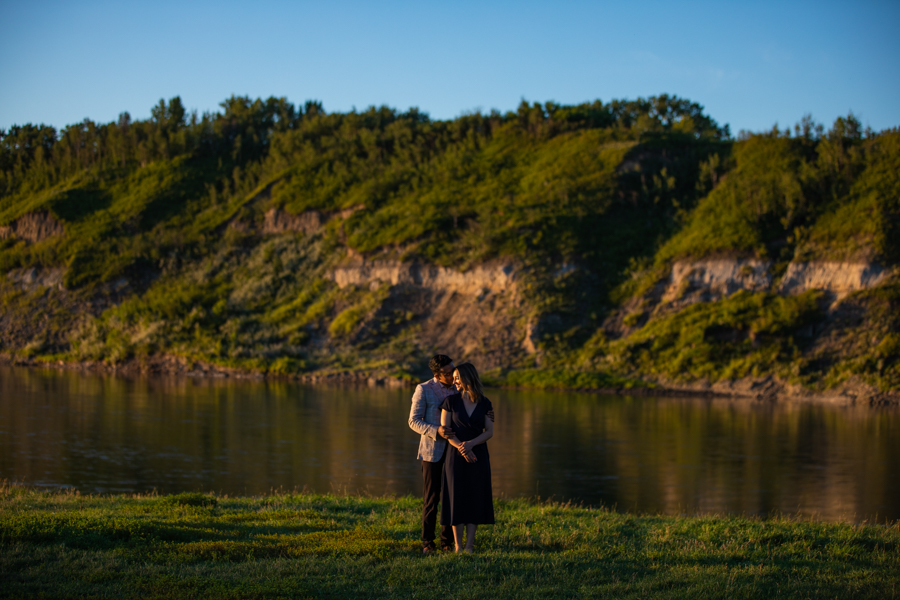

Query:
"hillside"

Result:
[[1, 96, 897, 399]]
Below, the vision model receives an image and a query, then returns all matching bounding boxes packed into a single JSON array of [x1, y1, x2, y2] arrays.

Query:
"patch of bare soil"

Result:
[[0, 270, 131, 355], [413, 288, 525, 370], [348, 283, 528, 372], [329, 257, 530, 371], [0, 212, 65, 243], [263, 208, 325, 235]]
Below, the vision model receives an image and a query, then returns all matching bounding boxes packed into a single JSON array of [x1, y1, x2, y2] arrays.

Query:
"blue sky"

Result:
[[1, 0, 898, 134]]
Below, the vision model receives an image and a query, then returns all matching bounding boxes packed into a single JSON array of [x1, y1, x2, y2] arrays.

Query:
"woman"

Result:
[[439, 362, 494, 553]]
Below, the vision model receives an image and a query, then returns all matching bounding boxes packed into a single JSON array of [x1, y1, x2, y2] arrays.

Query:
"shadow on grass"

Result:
[[2, 488, 898, 600], [49, 187, 113, 222]]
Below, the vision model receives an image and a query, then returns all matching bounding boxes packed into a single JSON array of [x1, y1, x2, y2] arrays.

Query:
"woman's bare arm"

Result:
[[440, 409, 460, 446]]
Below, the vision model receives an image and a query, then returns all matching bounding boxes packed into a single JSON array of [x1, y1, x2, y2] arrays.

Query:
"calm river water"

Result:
[[1, 365, 898, 521]]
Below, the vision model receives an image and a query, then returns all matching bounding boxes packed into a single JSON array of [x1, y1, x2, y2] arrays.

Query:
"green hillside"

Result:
[[1, 96, 897, 394], [655, 118, 900, 266]]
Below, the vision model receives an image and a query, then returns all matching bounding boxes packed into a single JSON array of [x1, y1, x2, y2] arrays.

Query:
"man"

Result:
[[408, 354, 493, 554], [408, 354, 458, 554]]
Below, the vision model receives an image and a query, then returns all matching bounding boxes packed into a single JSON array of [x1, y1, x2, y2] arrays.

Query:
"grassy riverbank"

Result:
[[1, 485, 898, 599]]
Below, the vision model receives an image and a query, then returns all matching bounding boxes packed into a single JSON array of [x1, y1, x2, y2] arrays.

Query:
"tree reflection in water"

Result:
[[1, 366, 898, 522]]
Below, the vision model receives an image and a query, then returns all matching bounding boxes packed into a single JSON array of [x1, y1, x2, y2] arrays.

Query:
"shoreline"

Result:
[[3, 483, 900, 524], [2, 353, 897, 406]]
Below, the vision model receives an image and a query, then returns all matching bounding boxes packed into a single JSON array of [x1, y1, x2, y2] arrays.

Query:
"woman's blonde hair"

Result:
[[454, 362, 484, 403]]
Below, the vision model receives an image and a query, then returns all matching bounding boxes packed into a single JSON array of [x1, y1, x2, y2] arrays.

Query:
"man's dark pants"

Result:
[[421, 446, 453, 550]]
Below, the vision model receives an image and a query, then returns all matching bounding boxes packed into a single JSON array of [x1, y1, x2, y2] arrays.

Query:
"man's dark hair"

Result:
[[429, 354, 453, 375]]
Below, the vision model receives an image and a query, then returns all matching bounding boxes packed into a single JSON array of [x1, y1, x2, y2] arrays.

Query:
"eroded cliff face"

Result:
[[660, 258, 892, 306], [330, 256, 895, 370], [778, 262, 889, 297], [263, 208, 325, 235], [1, 265, 134, 356], [331, 260, 518, 296], [257, 207, 364, 236], [662, 259, 772, 305], [596, 256, 899, 402], [5, 267, 66, 291], [0, 212, 65, 243], [604, 256, 896, 344], [329, 259, 529, 369]]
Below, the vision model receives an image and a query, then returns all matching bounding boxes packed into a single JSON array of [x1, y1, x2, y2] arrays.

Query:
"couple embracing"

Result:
[[408, 354, 495, 554]]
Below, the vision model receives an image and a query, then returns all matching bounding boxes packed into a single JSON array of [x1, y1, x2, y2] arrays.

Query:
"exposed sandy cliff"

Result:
[[328, 259, 527, 370]]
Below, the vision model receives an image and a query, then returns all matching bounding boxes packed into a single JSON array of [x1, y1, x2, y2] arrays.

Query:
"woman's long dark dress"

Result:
[[440, 393, 495, 526]]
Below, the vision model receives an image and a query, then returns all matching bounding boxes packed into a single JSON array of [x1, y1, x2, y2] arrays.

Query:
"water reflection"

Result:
[[1, 366, 898, 521]]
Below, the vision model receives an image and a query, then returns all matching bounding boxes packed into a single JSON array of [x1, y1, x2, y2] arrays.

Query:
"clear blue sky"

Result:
[[1, 0, 898, 134]]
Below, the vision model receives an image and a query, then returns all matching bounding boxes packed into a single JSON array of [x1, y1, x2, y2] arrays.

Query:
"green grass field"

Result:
[[1, 485, 897, 599]]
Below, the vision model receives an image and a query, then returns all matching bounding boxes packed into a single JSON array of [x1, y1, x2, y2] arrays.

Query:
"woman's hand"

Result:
[[444, 426, 476, 463], [458, 445, 477, 463], [458, 440, 478, 462]]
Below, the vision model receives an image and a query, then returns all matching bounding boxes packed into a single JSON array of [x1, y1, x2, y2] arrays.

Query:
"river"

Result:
[[1, 365, 898, 521]]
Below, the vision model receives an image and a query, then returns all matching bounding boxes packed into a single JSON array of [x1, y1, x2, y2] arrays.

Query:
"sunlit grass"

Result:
[[2, 484, 897, 598]]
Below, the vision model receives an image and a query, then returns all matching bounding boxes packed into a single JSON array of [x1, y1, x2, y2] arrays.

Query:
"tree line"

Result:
[[0, 94, 728, 202]]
